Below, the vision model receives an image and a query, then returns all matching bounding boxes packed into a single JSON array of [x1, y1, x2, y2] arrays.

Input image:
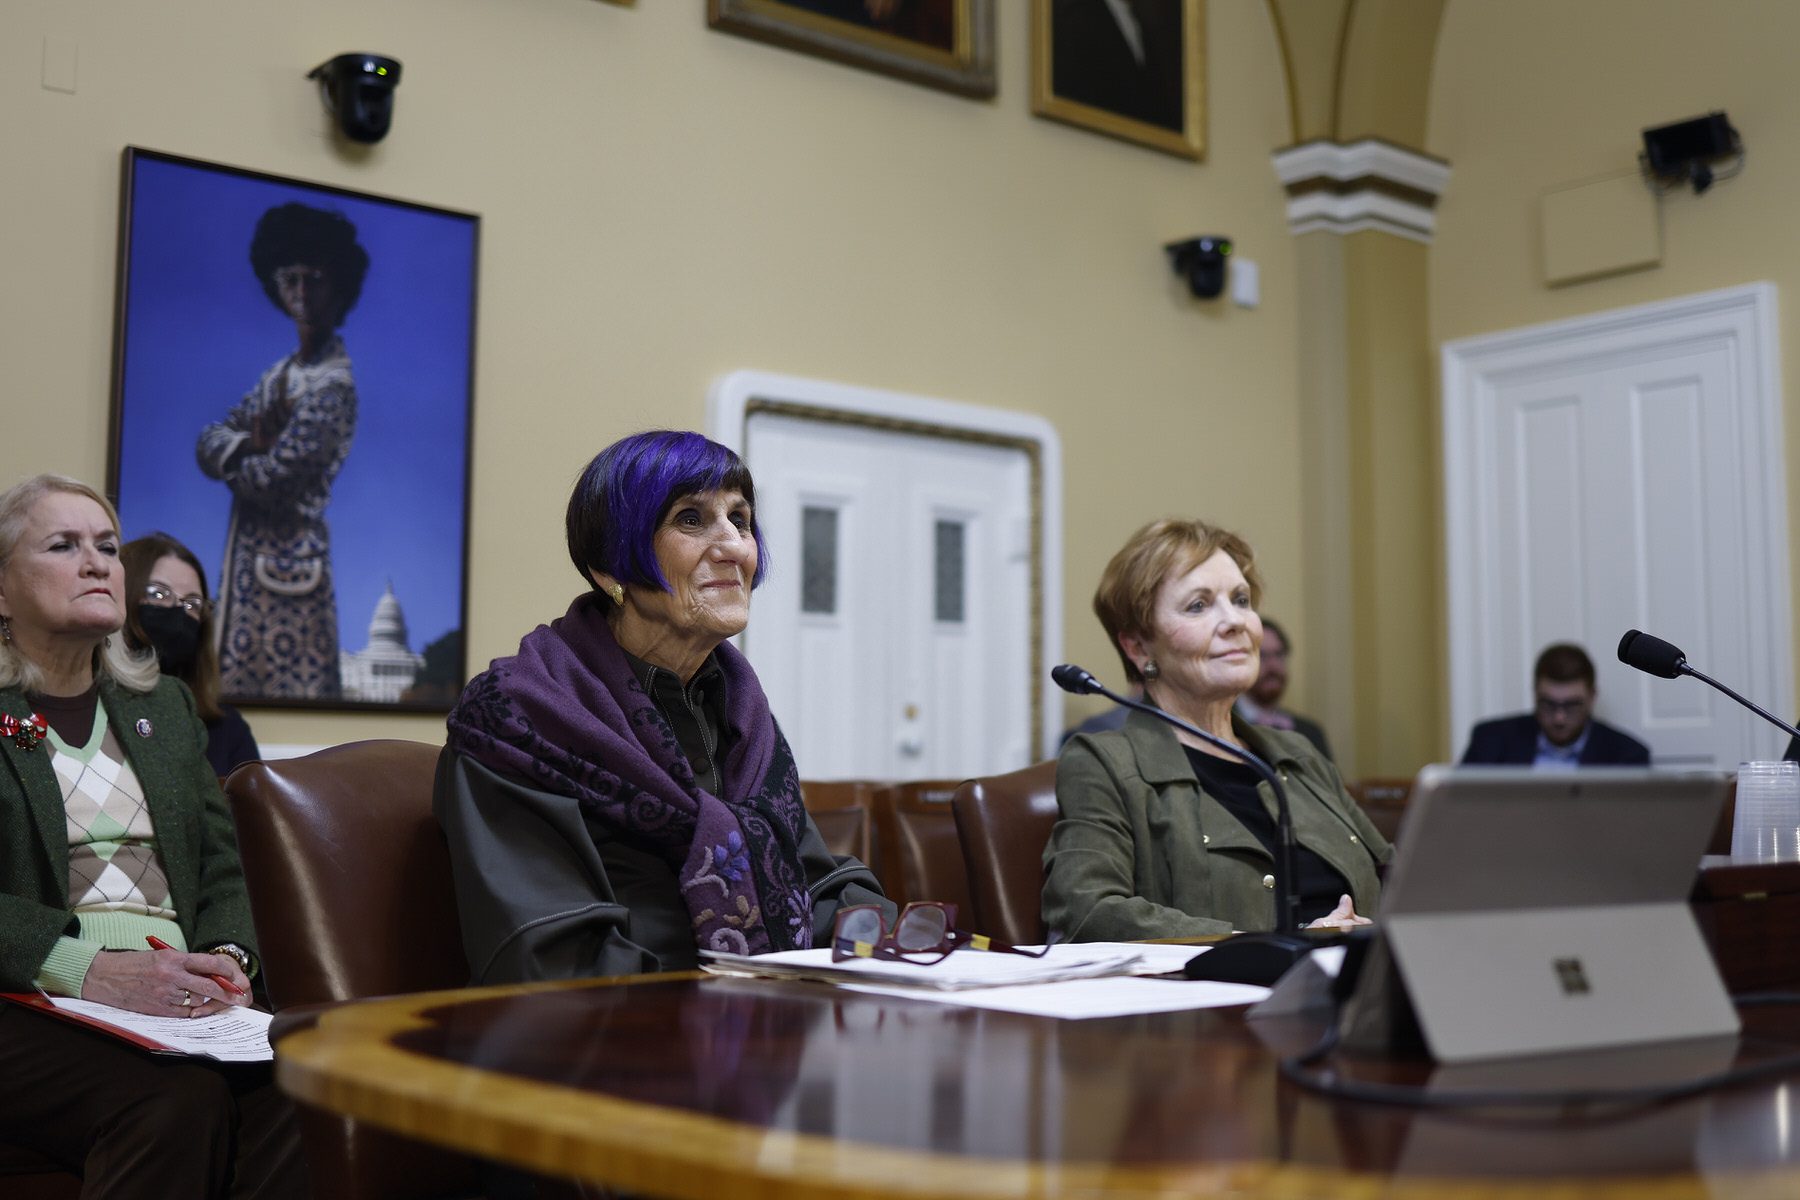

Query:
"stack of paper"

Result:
[[700, 943, 1148, 989], [699, 943, 1271, 1018], [2, 993, 273, 1061]]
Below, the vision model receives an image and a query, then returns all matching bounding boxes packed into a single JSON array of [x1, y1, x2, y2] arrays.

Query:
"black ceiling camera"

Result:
[[308, 54, 402, 144], [1641, 112, 1742, 195], [1165, 236, 1232, 300]]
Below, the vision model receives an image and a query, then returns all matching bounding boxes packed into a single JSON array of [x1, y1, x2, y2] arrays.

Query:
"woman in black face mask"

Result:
[[122, 533, 261, 776]]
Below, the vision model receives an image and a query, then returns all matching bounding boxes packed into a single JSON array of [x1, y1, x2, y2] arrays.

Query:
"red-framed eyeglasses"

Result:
[[831, 901, 1053, 965]]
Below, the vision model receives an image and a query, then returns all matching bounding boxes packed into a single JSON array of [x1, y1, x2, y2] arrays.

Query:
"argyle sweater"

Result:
[[34, 700, 187, 994], [0, 677, 258, 993]]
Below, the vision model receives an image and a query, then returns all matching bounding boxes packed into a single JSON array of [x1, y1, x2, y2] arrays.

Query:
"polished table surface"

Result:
[[276, 971, 1800, 1199]]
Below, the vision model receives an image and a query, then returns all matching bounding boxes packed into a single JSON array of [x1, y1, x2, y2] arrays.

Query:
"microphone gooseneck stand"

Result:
[[1617, 629, 1800, 744], [1052, 664, 1319, 986]]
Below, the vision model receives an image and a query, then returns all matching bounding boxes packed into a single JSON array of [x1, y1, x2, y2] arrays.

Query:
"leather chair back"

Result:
[[229, 740, 469, 1007], [801, 779, 877, 865], [226, 740, 480, 1200], [871, 780, 972, 912], [1346, 777, 1413, 843], [950, 762, 1059, 946]]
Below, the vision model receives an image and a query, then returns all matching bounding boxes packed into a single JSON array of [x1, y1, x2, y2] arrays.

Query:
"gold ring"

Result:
[[180, 989, 192, 1007]]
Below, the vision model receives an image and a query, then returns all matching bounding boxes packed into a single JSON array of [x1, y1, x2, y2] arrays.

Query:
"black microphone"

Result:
[[1054, 664, 1317, 986], [1617, 629, 1800, 743]]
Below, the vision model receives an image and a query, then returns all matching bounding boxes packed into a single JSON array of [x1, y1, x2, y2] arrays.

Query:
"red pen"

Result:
[[145, 935, 247, 997]]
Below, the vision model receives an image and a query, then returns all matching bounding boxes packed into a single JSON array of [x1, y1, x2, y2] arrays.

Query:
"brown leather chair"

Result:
[[226, 740, 483, 1200], [950, 762, 1059, 946], [870, 779, 972, 912], [1347, 777, 1414, 843], [801, 779, 877, 864]]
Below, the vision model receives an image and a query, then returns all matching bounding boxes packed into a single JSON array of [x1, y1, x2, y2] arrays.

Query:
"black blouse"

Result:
[[1182, 745, 1351, 926], [622, 650, 729, 797]]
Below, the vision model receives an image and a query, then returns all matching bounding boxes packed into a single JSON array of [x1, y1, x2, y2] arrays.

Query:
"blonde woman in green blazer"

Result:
[[1043, 518, 1390, 942], [0, 473, 303, 1200]]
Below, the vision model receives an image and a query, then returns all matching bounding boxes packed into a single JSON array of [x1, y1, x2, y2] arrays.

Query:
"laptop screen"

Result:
[[1379, 766, 1728, 917]]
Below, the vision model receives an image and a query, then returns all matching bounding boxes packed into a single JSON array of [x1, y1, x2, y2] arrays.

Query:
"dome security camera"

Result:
[[1165, 236, 1232, 300], [307, 54, 403, 144]]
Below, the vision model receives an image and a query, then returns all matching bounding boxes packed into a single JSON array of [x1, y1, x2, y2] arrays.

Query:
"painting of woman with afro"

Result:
[[112, 150, 478, 712], [196, 202, 369, 700]]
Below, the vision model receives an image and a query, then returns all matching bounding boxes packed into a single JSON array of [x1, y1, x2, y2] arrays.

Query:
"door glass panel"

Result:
[[801, 505, 838, 614], [934, 519, 965, 624]]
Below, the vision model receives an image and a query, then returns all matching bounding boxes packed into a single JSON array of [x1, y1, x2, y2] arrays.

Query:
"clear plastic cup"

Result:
[[1732, 761, 1800, 861]]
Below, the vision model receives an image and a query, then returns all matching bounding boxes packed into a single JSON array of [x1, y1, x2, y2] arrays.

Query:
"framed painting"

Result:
[[707, 0, 996, 98], [107, 148, 480, 713], [1031, 0, 1206, 160]]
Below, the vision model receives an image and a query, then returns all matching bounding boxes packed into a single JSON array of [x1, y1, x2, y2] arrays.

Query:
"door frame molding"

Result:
[[710, 369, 1064, 760], [1442, 282, 1789, 758]]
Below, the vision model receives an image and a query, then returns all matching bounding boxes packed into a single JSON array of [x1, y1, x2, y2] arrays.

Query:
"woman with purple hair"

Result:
[[436, 431, 891, 982]]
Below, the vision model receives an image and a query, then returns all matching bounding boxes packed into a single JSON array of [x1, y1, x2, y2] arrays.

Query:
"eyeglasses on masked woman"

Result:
[[142, 583, 208, 618]]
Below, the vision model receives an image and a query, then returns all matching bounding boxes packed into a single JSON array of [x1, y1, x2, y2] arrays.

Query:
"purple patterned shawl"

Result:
[[445, 594, 811, 954]]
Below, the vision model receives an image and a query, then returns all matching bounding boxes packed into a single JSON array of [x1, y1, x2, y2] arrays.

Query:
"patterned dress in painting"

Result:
[[196, 335, 357, 700]]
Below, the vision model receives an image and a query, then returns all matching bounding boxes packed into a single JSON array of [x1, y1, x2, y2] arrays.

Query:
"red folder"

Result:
[[2, 992, 186, 1055]]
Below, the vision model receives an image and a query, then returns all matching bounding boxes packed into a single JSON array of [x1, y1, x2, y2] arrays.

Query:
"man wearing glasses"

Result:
[[1461, 643, 1651, 768]]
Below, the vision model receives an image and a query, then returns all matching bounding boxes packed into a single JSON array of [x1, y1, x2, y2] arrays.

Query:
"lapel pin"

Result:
[[135, 718, 154, 738]]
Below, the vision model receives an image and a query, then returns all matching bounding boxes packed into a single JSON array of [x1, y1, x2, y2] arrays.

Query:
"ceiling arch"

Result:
[[1265, 0, 1447, 150]]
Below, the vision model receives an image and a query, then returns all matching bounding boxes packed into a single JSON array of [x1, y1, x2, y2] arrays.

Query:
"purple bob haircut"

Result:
[[566, 430, 769, 605]]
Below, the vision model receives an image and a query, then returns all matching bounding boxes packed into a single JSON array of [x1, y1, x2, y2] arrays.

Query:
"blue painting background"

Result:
[[113, 153, 477, 700]]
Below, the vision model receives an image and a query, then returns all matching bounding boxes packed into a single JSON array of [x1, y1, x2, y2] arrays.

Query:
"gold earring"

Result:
[[605, 581, 624, 606]]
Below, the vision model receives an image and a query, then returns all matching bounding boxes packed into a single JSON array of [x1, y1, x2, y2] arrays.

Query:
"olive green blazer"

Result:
[[0, 676, 257, 990], [1042, 709, 1391, 940]]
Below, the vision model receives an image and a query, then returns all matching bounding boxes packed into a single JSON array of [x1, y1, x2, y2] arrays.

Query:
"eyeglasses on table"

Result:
[[831, 901, 1052, 965]]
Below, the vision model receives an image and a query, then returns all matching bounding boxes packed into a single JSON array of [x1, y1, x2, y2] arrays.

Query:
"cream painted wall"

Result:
[[2, 0, 1310, 752], [1430, 0, 1800, 343], [1428, 0, 1800, 726]]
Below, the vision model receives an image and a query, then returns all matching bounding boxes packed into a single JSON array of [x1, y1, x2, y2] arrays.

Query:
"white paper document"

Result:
[[702, 942, 1149, 989], [49, 997, 274, 1061], [700, 941, 1268, 1016], [1111, 942, 1221, 974]]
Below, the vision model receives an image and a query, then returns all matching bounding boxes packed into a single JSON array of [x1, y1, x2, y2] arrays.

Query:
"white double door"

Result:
[[1444, 284, 1790, 767], [743, 412, 1032, 781]]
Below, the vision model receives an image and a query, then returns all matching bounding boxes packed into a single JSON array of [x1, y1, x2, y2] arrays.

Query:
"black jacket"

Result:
[[1460, 713, 1650, 766], [434, 752, 890, 984]]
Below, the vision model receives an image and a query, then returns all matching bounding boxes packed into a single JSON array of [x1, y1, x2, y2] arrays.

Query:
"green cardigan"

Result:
[[0, 675, 257, 991], [1042, 709, 1391, 940]]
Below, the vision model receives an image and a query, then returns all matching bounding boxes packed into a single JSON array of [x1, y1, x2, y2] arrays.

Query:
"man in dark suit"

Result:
[[1461, 642, 1651, 767]]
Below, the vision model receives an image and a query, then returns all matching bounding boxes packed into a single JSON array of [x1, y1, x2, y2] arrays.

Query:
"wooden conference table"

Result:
[[277, 964, 1800, 1199]]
